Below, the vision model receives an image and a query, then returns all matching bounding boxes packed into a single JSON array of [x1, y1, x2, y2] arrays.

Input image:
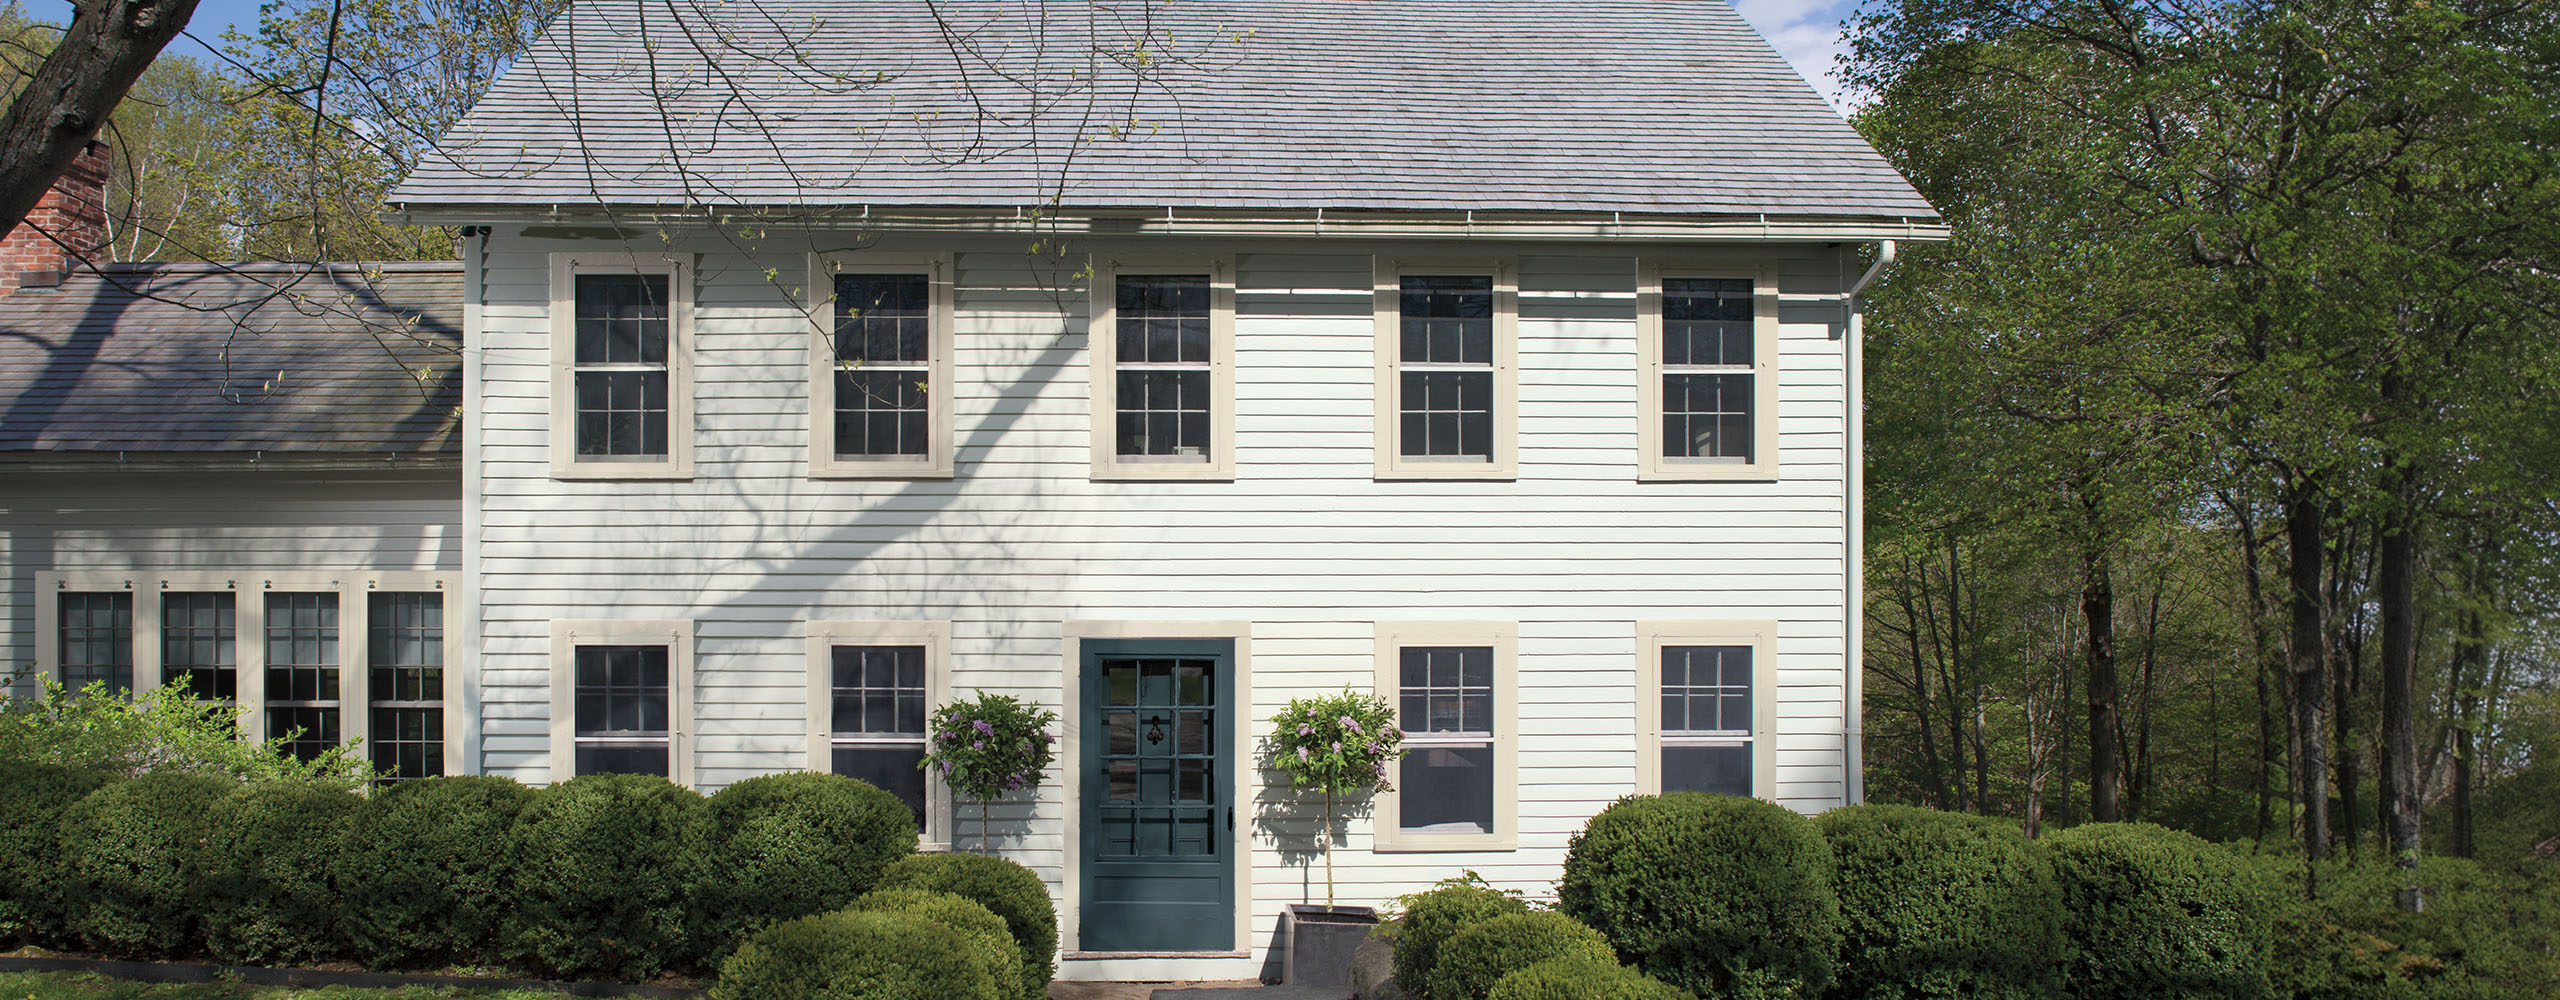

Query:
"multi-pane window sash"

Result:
[[1660, 644, 1753, 796], [1398, 276, 1496, 460], [58, 592, 133, 691], [572, 274, 672, 459], [368, 592, 445, 780], [832, 274, 932, 459], [1396, 645, 1497, 835], [1661, 277, 1754, 463], [1113, 275, 1214, 461], [829, 645, 929, 824], [162, 593, 236, 701], [573, 645, 671, 777], [263, 593, 340, 763]]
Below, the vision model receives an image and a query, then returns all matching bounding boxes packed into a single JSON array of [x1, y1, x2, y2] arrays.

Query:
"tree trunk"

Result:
[[2378, 506, 2422, 910], [2335, 601, 2361, 857], [2452, 601, 2484, 860], [0, 0, 204, 240], [2084, 540, 2122, 823], [2229, 490, 2277, 844], [1323, 787, 1336, 907], [2287, 483, 2331, 860]]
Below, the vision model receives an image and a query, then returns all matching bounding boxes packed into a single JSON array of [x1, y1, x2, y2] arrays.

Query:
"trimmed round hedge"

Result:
[[55, 771, 234, 957], [1818, 803, 2063, 1000], [848, 888, 1027, 999], [1488, 954, 1690, 1000], [0, 762, 110, 947], [1382, 874, 1531, 999], [875, 852, 1057, 1000], [2047, 822, 2273, 1000], [199, 781, 362, 965], [503, 772, 711, 980], [334, 775, 538, 968], [711, 908, 1008, 1000], [1557, 793, 1843, 999], [693, 771, 919, 956], [1428, 911, 1618, 1000]]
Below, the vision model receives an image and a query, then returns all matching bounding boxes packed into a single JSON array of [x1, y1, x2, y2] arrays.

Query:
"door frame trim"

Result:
[[1059, 621, 1254, 956]]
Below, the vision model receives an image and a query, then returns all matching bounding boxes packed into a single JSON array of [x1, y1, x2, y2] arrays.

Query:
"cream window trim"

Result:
[[806, 620, 953, 850], [1373, 621, 1519, 852], [1634, 620, 1779, 800], [1088, 254, 1238, 481], [33, 571, 461, 760], [549, 619, 695, 787], [548, 251, 696, 480], [1373, 256, 1520, 481], [806, 253, 957, 479], [1635, 260, 1781, 482]]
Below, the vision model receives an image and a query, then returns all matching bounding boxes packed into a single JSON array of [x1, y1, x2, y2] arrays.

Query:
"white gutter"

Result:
[[458, 226, 487, 775], [1842, 240, 1896, 806]]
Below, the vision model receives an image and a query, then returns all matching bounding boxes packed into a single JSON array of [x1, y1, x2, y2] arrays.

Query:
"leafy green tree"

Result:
[[0, 670, 374, 790]]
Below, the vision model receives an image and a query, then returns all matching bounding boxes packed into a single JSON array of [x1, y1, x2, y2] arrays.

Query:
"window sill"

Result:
[[810, 457, 954, 480], [1638, 462, 1779, 483], [551, 459, 694, 481], [1374, 460, 1518, 482], [1091, 460, 1236, 482], [1371, 833, 1519, 853]]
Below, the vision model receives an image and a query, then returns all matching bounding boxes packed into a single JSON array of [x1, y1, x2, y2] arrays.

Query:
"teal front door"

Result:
[[1080, 640, 1234, 952]]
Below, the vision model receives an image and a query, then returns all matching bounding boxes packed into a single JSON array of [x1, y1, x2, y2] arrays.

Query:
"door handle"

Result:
[[1227, 806, 1234, 831]]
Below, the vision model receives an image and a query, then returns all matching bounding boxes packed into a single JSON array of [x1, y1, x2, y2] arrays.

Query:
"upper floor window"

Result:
[[1090, 255, 1235, 481], [810, 253, 955, 478], [1637, 621, 1776, 799], [1375, 257, 1517, 479], [1638, 263, 1777, 481], [550, 253, 694, 479], [57, 592, 133, 692], [1374, 622, 1518, 852]]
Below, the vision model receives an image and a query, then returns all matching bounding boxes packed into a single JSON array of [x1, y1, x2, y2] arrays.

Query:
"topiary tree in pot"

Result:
[[1268, 687, 1403, 907], [920, 691, 1058, 855]]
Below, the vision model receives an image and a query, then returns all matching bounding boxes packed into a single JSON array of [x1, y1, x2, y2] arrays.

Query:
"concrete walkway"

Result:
[[1048, 981, 1355, 1000]]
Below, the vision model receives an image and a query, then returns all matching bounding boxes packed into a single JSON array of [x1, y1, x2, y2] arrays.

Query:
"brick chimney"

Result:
[[1, 140, 110, 296]]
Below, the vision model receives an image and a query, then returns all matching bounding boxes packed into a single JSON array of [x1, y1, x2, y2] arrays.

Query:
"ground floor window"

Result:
[[551, 620, 692, 785], [808, 621, 948, 843], [1638, 621, 1776, 799], [1374, 622, 1518, 852]]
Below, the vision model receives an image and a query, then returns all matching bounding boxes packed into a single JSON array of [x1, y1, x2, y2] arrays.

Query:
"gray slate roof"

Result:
[[0, 263, 462, 455], [390, 0, 1937, 220]]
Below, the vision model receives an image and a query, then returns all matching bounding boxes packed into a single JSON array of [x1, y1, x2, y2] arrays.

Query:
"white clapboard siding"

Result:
[[0, 471, 462, 695], [471, 230, 1857, 971]]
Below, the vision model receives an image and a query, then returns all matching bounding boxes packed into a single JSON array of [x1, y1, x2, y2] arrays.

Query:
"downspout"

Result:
[[1843, 240, 1896, 806], [459, 225, 489, 775]]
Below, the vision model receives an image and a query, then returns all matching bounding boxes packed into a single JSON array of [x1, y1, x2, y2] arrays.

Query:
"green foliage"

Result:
[[693, 771, 920, 958], [334, 774, 538, 968], [0, 674, 372, 790], [55, 771, 233, 957], [2254, 854, 2560, 1000], [1268, 687, 1402, 795], [0, 970, 579, 999], [2046, 822, 2274, 1000], [1377, 872, 1531, 999], [502, 773, 710, 980], [0, 761, 110, 947], [1557, 794, 1841, 999], [847, 888, 1028, 1000], [874, 851, 1057, 1000], [711, 908, 1006, 1000], [1487, 954, 1691, 1000], [1427, 911, 1618, 1000], [1816, 804, 2062, 1000], [198, 782, 362, 965]]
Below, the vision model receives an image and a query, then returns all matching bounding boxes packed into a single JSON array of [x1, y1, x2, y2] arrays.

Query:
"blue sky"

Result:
[[157, 0, 1860, 106]]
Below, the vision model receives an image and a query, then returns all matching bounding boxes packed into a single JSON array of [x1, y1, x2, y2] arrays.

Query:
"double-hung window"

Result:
[[807, 621, 949, 842], [809, 253, 954, 478], [1375, 258, 1517, 479], [1375, 622, 1518, 851], [549, 253, 694, 479], [551, 620, 693, 784], [1089, 255, 1235, 480], [1637, 262, 1777, 480], [36, 573, 458, 778], [1636, 622, 1776, 799]]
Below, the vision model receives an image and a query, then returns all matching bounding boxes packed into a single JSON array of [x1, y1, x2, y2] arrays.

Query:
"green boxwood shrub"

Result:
[[1488, 954, 1691, 1000], [710, 908, 1007, 1000], [1428, 910, 1619, 1000], [847, 888, 1027, 999], [1817, 803, 2063, 1000], [503, 773, 710, 980], [693, 771, 918, 957], [0, 762, 109, 947], [874, 852, 1057, 1000], [55, 771, 234, 957], [334, 775, 538, 968], [1557, 793, 1842, 999], [2047, 822, 2273, 1000], [1379, 873, 1532, 998], [199, 781, 362, 965]]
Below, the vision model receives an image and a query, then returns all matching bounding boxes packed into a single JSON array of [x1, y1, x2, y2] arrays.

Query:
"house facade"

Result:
[[2, 0, 1940, 981]]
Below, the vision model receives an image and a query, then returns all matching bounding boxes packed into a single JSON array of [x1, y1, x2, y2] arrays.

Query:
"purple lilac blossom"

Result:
[[1342, 716, 1361, 734], [972, 719, 995, 735]]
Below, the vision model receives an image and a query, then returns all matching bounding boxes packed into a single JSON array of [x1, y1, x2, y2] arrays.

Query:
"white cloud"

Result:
[[1729, 0, 1858, 110]]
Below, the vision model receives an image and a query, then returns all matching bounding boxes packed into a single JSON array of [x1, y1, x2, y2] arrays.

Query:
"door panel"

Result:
[[1081, 641, 1233, 952]]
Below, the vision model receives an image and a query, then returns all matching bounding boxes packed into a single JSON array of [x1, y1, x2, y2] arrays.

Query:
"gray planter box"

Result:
[[1280, 903, 1380, 989]]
